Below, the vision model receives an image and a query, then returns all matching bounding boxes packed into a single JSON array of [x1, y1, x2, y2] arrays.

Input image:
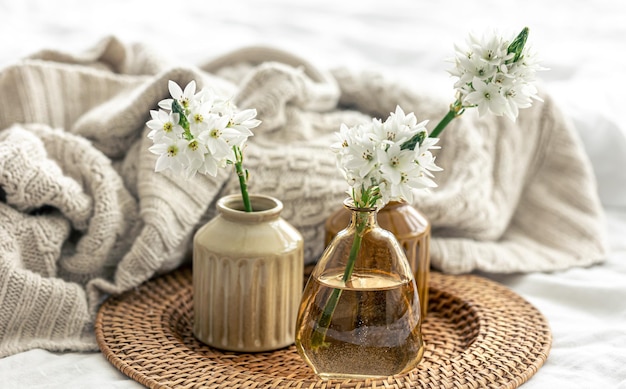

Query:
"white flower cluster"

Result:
[[147, 80, 260, 178], [331, 106, 442, 208], [449, 29, 543, 121]]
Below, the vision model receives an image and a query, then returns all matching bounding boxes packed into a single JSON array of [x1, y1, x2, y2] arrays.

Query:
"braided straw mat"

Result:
[[95, 267, 551, 388]]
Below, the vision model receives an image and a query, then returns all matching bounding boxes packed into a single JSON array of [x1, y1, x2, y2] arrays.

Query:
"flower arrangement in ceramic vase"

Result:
[[299, 27, 543, 380], [147, 80, 304, 352]]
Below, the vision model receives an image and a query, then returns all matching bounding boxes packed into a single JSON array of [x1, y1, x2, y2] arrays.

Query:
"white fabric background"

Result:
[[1, 0, 625, 387]]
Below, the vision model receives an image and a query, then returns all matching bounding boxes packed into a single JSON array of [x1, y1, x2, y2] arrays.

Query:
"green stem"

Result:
[[429, 108, 456, 139], [233, 146, 253, 212], [310, 213, 367, 348], [309, 287, 341, 348], [342, 225, 364, 283], [429, 98, 466, 139]]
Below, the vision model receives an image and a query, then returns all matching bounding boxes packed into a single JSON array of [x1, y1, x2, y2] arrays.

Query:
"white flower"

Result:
[[464, 77, 508, 117], [374, 106, 416, 145], [146, 109, 183, 142], [330, 123, 352, 154], [342, 125, 380, 179], [379, 144, 418, 194], [180, 139, 207, 178], [187, 102, 212, 137], [452, 53, 498, 90], [168, 80, 197, 109], [470, 31, 512, 66], [414, 137, 443, 187], [196, 114, 232, 159], [379, 145, 410, 184], [332, 107, 441, 209], [231, 108, 260, 128], [147, 80, 259, 179], [415, 137, 442, 170], [149, 137, 188, 175], [225, 108, 260, 148], [449, 28, 543, 121]]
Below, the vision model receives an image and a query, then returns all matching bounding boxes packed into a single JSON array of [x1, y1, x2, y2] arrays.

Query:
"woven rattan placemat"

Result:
[[95, 267, 551, 389]]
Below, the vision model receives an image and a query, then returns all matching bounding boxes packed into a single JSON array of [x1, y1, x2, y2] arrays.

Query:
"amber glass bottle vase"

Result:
[[325, 200, 430, 318], [296, 199, 424, 380]]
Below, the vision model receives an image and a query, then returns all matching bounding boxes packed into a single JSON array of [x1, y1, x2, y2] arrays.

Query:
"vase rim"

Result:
[[217, 194, 283, 222], [342, 198, 378, 213]]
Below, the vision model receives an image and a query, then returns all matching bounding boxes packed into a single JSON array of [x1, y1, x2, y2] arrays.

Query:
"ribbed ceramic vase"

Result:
[[193, 194, 304, 352], [325, 201, 430, 318], [296, 199, 424, 380]]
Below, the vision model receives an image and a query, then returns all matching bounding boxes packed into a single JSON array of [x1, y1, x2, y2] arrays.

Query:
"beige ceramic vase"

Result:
[[193, 194, 304, 352]]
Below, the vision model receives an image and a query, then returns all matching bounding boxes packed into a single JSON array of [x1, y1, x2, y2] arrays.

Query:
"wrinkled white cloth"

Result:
[[0, 37, 606, 357]]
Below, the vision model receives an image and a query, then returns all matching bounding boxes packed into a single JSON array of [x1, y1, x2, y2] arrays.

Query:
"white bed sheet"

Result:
[[1, 0, 625, 388]]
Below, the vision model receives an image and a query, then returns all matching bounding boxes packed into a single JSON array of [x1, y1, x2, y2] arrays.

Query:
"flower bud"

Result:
[[507, 27, 529, 63]]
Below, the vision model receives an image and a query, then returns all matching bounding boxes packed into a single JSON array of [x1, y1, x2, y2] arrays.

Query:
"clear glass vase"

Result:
[[325, 200, 431, 318], [296, 199, 424, 380]]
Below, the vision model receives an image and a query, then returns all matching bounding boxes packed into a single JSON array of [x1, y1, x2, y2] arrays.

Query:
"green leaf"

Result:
[[172, 99, 190, 131], [401, 130, 427, 151]]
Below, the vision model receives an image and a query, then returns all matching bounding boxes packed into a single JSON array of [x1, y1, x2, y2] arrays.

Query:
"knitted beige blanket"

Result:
[[0, 37, 606, 357]]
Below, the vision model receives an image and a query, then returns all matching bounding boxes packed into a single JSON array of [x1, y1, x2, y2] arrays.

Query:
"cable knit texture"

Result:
[[0, 37, 606, 357]]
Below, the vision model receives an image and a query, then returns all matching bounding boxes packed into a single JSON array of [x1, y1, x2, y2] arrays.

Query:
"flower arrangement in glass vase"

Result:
[[298, 27, 543, 380], [295, 106, 441, 380], [147, 80, 305, 352]]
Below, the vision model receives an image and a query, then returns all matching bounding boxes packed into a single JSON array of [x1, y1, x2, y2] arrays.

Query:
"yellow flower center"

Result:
[[210, 129, 221, 138], [167, 145, 178, 157], [163, 122, 173, 132], [188, 140, 199, 151]]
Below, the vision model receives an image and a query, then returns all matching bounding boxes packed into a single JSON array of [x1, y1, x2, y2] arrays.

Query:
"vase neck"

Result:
[[218, 194, 282, 223], [343, 200, 379, 233]]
